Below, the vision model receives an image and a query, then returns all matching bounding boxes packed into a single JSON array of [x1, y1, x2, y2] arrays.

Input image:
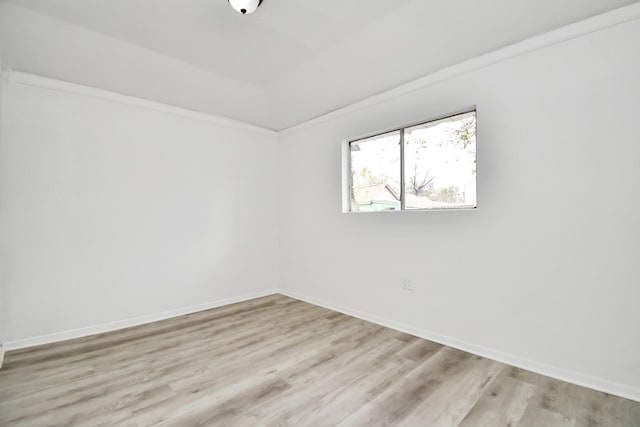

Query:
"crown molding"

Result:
[[2, 70, 278, 137], [279, 2, 640, 135]]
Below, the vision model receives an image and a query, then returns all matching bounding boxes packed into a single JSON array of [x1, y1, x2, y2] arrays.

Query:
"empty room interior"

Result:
[[1, 0, 640, 426]]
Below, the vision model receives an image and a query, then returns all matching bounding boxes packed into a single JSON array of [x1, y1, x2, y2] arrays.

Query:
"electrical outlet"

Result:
[[401, 279, 414, 291]]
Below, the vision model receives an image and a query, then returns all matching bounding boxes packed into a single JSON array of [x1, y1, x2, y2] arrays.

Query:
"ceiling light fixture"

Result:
[[228, 0, 263, 15]]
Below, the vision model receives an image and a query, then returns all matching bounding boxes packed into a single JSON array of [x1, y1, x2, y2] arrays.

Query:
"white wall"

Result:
[[0, 73, 279, 343], [278, 17, 640, 399], [0, 49, 5, 365]]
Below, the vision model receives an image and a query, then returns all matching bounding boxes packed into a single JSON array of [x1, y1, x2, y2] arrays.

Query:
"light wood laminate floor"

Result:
[[1, 295, 638, 426]]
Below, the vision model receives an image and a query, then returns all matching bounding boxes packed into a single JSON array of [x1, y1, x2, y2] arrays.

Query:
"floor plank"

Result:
[[1, 295, 638, 426], [458, 370, 536, 427]]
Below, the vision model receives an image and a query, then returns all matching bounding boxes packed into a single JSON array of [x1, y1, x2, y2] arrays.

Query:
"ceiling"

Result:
[[1, 0, 637, 130], [3, 0, 413, 87]]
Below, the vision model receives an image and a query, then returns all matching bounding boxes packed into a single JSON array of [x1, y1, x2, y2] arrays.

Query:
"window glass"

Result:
[[404, 112, 476, 209], [350, 131, 401, 212]]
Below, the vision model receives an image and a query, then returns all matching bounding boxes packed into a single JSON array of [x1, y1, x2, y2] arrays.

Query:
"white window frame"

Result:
[[342, 108, 477, 213]]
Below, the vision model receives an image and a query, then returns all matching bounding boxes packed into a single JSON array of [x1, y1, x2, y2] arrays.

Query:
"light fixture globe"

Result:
[[228, 0, 263, 15]]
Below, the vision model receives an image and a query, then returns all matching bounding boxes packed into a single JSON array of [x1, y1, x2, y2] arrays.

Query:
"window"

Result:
[[347, 110, 476, 212]]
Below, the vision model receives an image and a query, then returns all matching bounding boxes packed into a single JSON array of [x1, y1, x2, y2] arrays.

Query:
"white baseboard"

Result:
[[3, 289, 278, 352], [4, 287, 638, 403], [279, 289, 640, 403]]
